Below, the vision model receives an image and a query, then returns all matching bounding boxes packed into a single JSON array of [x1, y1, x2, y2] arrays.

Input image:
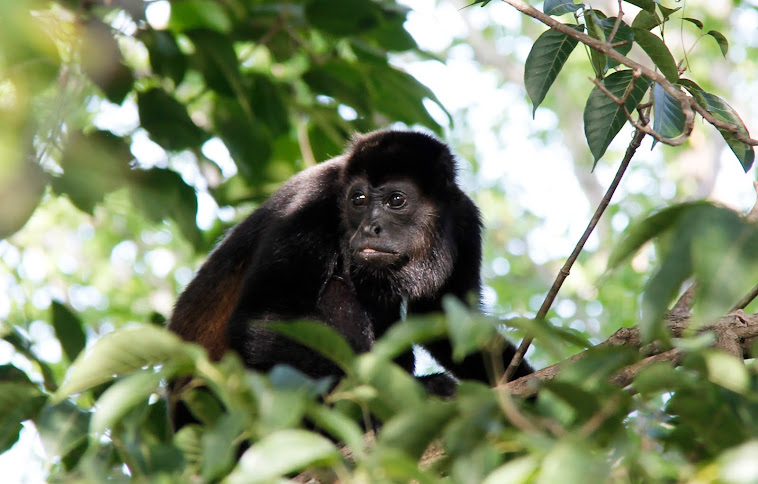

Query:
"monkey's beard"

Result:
[[347, 235, 455, 304]]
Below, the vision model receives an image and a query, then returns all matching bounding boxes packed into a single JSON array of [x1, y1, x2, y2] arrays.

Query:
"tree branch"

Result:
[[501, 311, 758, 398]]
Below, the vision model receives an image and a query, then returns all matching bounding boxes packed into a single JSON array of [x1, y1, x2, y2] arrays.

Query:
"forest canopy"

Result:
[[1, 0, 758, 482]]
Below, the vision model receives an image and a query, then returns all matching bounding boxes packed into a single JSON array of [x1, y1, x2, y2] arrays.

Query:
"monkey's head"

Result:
[[341, 130, 464, 301]]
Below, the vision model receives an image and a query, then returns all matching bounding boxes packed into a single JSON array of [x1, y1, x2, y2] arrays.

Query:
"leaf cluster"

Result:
[[7, 297, 758, 482], [524, 0, 754, 169], [2, 0, 758, 482], [0, 0, 446, 243]]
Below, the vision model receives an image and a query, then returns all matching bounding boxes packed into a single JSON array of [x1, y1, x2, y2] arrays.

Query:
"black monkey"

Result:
[[168, 130, 532, 424]]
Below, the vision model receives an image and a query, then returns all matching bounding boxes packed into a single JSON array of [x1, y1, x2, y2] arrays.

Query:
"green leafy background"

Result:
[[1, 0, 757, 481]]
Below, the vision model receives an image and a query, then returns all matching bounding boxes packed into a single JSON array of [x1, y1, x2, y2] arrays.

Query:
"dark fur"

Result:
[[168, 130, 533, 426]]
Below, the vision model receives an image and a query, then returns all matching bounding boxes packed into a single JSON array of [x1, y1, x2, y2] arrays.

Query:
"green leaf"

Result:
[[677, 78, 707, 107], [306, 405, 365, 456], [51, 302, 86, 363], [379, 401, 456, 459], [608, 201, 697, 270], [269, 365, 333, 397], [623, 0, 656, 12], [305, 0, 381, 36], [682, 17, 704, 30], [52, 130, 132, 214], [483, 456, 539, 484], [543, 0, 584, 16], [80, 19, 134, 104], [1, 328, 58, 392], [536, 440, 610, 483], [145, 443, 185, 474], [372, 447, 436, 483], [306, 109, 353, 161], [168, 0, 232, 33], [364, 5, 417, 52], [139, 29, 187, 85], [249, 73, 290, 137], [716, 442, 758, 481], [706, 30, 728, 57], [584, 10, 607, 78], [202, 413, 246, 481], [229, 429, 340, 484], [600, 17, 634, 70], [187, 29, 242, 97], [213, 96, 272, 184], [689, 206, 758, 321], [137, 88, 208, 150], [652, 82, 686, 142], [524, 24, 582, 116], [583, 70, 652, 164], [182, 387, 225, 426], [55, 325, 198, 400], [90, 370, 165, 434], [366, 65, 449, 132], [144, 399, 172, 442], [664, 384, 747, 458], [256, 379, 310, 432], [304, 60, 371, 115], [633, 361, 688, 396], [443, 297, 497, 362], [0, 157, 45, 239], [630, 4, 679, 31], [609, 203, 707, 339], [625, 0, 679, 19], [631, 10, 660, 30], [633, 203, 758, 338], [371, 315, 447, 362], [641, 230, 693, 341], [35, 401, 90, 462], [174, 425, 203, 468], [632, 28, 679, 82], [268, 321, 356, 373], [0, 364, 34, 383], [699, 92, 755, 171], [704, 351, 748, 393], [0, 3, 60, 91], [129, 168, 203, 249], [0, 379, 46, 453], [353, 354, 425, 419], [656, 4, 681, 20]]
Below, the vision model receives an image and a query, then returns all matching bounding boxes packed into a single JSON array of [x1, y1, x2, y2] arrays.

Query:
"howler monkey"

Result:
[[168, 130, 532, 424]]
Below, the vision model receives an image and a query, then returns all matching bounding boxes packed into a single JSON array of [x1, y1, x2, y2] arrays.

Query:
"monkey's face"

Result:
[[344, 177, 436, 271]]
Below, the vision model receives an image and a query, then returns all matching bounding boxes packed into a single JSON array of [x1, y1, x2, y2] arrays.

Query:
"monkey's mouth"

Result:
[[355, 247, 400, 265]]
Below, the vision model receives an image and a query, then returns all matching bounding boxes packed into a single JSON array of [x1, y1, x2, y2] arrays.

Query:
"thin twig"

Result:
[[747, 181, 758, 222], [671, 283, 697, 316], [732, 284, 758, 311], [729, 184, 758, 310], [606, 0, 624, 45], [502, 126, 648, 383]]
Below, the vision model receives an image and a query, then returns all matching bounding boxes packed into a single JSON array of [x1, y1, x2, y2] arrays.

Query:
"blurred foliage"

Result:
[[1, 0, 758, 482]]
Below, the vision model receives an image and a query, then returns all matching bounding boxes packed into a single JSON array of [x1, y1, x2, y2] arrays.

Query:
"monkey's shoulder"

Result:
[[264, 156, 347, 218]]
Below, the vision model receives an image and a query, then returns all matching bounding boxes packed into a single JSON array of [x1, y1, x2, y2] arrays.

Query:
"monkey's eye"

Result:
[[387, 192, 406, 209], [350, 191, 367, 207]]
